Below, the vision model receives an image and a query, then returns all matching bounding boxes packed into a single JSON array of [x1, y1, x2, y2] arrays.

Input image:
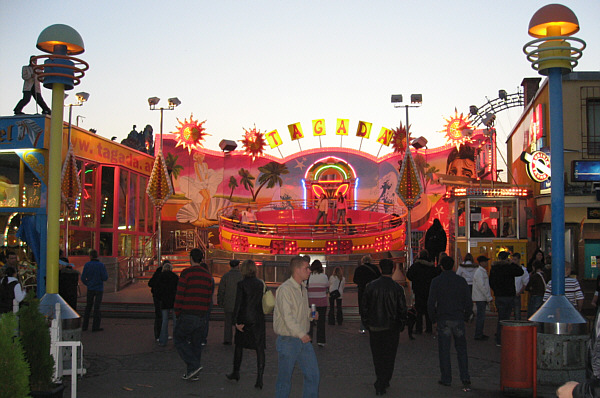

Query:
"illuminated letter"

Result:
[[356, 121, 372, 139], [288, 123, 304, 141], [336, 119, 349, 136], [312, 119, 326, 136], [266, 129, 283, 149], [376, 127, 393, 146]]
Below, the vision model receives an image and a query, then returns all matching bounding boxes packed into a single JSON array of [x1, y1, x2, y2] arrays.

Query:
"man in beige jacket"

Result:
[[273, 256, 319, 398]]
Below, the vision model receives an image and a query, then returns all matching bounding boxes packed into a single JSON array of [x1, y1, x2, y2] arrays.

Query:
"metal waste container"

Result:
[[500, 320, 537, 396]]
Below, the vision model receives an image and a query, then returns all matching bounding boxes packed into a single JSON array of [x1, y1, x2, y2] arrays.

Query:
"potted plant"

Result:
[[19, 292, 64, 398], [0, 312, 30, 398]]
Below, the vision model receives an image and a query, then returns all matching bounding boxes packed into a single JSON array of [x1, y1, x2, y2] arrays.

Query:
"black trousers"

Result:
[[369, 327, 400, 389], [414, 296, 432, 333], [308, 306, 327, 344], [14, 87, 51, 114], [328, 297, 343, 325], [82, 290, 103, 331]]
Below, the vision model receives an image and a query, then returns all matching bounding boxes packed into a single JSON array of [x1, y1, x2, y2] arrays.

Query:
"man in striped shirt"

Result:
[[174, 248, 214, 381], [543, 263, 584, 311]]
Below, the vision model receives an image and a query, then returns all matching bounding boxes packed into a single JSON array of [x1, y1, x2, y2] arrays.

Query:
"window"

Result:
[[100, 166, 115, 228], [118, 170, 128, 229], [587, 99, 600, 155], [82, 163, 97, 227]]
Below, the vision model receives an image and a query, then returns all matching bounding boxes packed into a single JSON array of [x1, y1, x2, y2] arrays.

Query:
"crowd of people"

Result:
[[3, 243, 600, 397]]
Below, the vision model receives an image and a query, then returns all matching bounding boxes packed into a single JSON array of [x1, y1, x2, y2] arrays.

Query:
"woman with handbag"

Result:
[[226, 260, 266, 389], [307, 259, 329, 346], [328, 267, 345, 325]]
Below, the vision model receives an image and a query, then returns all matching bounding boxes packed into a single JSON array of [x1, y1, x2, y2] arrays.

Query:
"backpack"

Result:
[[0, 280, 18, 313]]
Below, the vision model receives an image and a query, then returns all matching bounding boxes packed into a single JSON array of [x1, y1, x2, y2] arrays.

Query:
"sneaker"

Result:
[[474, 335, 489, 341], [359, 329, 366, 334], [438, 380, 451, 387], [317, 343, 325, 347], [182, 366, 203, 380], [462, 381, 472, 392]]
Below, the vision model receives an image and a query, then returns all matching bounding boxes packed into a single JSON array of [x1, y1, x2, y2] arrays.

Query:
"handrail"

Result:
[[218, 200, 405, 238]]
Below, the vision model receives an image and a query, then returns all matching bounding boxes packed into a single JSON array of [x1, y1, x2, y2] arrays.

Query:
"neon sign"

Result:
[[529, 104, 544, 151], [240, 126, 266, 161], [441, 110, 474, 148], [174, 114, 209, 154], [521, 150, 551, 183]]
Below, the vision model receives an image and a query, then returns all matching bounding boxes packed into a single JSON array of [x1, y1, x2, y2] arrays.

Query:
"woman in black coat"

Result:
[[226, 259, 266, 389]]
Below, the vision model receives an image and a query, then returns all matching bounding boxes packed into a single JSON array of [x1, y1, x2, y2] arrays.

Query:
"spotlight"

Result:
[[168, 97, 181, 107], [391, 94, 403, 103], [411, 136, 428, 149], [469, 105, 478, 116], [499, 89, 508, 100], [75, 92, 89, 102], [148, 97, 160, 107], [410, 94, 422, 104], [482, 113, 496, 127]]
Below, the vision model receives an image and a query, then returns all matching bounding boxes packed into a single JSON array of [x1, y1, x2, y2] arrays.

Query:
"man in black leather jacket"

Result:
[[361, 258, 407, 396], [354, 255, 381, 333]]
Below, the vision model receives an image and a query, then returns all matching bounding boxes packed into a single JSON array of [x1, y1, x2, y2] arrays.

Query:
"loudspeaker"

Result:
[[219, 139, 237, 152]]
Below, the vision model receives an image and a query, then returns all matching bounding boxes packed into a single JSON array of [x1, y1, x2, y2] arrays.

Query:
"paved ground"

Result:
[[66, 282, 559, 397]]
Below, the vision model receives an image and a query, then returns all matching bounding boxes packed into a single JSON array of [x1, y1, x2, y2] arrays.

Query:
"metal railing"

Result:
[[218, 200, 406, 238]]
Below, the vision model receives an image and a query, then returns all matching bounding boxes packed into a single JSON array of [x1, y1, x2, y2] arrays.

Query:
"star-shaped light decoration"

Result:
[[174, 114, 210, 154], [61, 143, 82, 210], [440, 109, 474, 149], [240, 125, 267, 161], [391, 123, 410, 154]]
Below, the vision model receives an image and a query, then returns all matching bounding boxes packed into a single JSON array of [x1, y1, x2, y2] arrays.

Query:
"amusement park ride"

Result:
[[154, 94, 531, 264]]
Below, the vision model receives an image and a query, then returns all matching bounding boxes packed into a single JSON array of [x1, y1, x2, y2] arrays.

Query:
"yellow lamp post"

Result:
[[34, 24, 88, 317]]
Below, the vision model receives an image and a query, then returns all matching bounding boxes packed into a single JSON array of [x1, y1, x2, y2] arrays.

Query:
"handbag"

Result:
[[262, 280, 275, 314], [329, 277, 342, 300]]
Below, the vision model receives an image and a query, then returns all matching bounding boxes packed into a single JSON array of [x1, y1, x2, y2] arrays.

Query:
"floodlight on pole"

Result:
[[391, 93, 423, 266], [148, 96, 181, 267]]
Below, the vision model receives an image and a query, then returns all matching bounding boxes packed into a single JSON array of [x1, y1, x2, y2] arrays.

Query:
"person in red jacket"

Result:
[[174, 248, 214, 381]]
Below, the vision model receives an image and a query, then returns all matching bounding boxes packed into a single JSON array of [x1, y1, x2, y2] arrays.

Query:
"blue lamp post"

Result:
[[524, 5, 586, 329]]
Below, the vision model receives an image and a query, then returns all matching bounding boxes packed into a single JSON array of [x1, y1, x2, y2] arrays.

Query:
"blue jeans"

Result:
[[275, 335, 320, 398], [174, 314, 207, 373], [513, 295, 522, 320], [437, 319, 470, 385], [159, 309, 176, 346], [527, 295, 543, 318], [474, 301, 487, 339], [495, 296, 513, 345]]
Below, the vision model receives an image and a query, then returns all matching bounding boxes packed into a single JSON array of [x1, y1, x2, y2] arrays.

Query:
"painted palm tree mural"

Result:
[[414, 154, 439, 192], [165, 153, 184, 179], [238, 168, 255, 199], [228, 176, 238, 200], [238, 162, 289, 202], [253, 162, 289, 201]]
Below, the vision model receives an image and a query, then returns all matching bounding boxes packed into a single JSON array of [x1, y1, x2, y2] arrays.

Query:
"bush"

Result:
[[18, 291, 55, 391], [0, 312, 30, 398]]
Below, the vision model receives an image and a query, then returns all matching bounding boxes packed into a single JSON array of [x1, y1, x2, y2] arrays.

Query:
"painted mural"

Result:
[[160, 126, 496, 247]]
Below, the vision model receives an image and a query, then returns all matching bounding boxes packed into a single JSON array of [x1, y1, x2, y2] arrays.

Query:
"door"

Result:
[[584, 239, 600, 279]]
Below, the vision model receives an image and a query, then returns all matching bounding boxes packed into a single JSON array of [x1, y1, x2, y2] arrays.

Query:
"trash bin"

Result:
[[500, 320, 537, 396]]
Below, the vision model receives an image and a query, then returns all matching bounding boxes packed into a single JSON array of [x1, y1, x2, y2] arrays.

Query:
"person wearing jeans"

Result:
[[273, 256, 319, 398], [472, 255, 493, 340], [156, 262, 179, 346], [428, 256, 472, 390], [174, 248, 214, 380], [81, 250, 108, 332], [489, 251, 524, 346]]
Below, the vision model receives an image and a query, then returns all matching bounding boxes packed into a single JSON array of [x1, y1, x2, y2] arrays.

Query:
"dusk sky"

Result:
[[1, 1, 599, 172]]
